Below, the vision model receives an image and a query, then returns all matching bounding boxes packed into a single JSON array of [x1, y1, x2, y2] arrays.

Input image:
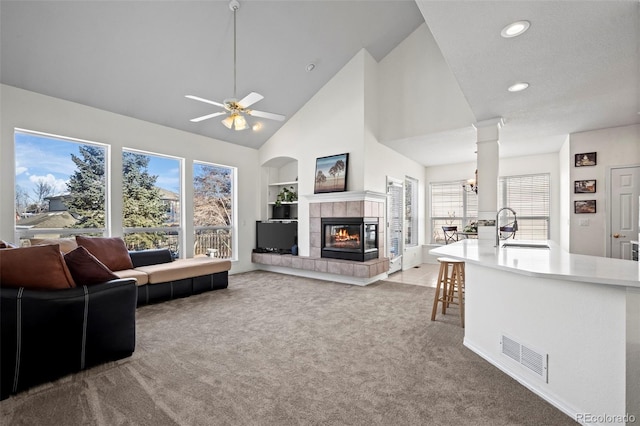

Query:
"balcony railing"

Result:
[[194, 227, 232, 258], [17, 226, 233, 260]]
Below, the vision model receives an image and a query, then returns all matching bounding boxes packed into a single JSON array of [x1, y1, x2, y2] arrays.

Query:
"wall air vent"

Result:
[[500, 334, 548, 383]]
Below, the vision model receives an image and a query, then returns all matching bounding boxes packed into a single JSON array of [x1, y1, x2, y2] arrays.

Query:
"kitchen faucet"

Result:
[[496, 207, 518, 247]]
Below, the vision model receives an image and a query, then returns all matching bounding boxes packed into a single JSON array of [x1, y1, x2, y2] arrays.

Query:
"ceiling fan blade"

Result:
[[185, 95, 225, 108], [248, 109, 285, 121], [190, 111, 227, 122], [237, 92, 264, 108]]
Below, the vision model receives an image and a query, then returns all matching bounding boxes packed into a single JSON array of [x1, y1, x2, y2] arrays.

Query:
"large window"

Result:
[[14, 129, 108, 244], [122, 149, 181, 256], [430, 181, 477, 244], [430, 173, 549, 243], [193, 161, 235, 259], [405, 176, 419, 246], [14, 131, 238, 258], [499, 173, 550, 240]]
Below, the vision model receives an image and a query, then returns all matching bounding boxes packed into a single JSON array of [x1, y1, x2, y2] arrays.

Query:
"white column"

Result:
[[473, 118, 503, 242]]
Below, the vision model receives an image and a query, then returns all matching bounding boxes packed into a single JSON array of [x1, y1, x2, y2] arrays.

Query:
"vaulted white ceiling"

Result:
[[412, 0, 640, 164], [1, 1, 639, 166]]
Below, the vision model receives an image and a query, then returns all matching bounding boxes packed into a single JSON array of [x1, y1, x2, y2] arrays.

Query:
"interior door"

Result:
[[387, 177, 403, 274], [610, 166, 640, 259]]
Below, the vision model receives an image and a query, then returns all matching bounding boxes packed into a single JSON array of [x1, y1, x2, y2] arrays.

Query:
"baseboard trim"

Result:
[[256, 264, 387, 286]]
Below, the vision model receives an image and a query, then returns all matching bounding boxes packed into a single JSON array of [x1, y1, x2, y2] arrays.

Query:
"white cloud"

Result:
[[29, 174, 69, 196], [15, 166, 28, 176]]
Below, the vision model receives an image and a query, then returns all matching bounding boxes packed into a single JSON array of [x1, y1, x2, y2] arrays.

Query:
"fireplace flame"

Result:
[[334, 228, 360, 243]]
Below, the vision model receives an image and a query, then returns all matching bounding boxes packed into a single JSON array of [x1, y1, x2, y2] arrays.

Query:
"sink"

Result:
[[501, 242, 550, 249]]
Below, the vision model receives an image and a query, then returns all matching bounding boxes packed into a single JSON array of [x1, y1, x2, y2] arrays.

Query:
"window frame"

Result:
[[121, 148, 183, 256], [429, 173, 550, 244], [192, 160, 237, 261], [498, 173, 550, 241], [404, 176, 419, 247], [430, 180, 477, 244], [14, 128, 110, 243]]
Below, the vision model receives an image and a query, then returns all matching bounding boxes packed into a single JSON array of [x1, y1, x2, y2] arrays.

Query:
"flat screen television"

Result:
[[256, 221, 297, 253]]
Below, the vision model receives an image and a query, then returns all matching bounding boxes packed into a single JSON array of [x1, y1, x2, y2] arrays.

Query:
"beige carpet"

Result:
[[0, 271, 576, 425]]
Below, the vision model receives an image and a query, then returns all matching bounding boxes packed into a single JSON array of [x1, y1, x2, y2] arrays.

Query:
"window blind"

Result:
[[430, 173, 549, 243], [430, 181, 478, 243], [499, 173, 550, 240]]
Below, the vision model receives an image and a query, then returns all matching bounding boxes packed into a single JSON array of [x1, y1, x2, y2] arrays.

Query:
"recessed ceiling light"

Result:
[[501, 20, 530, 38], [252, 122, 263, 131], [305, 63, 316, 72], [508, 82, 529, 92]]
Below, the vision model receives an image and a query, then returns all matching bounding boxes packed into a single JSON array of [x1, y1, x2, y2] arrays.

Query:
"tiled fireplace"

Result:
[[309, 192, 386, 261], [252, 191, 389, 285]]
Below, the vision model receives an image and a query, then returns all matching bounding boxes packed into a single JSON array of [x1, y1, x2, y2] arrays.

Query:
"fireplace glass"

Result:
[[321, 217, 378, 261]]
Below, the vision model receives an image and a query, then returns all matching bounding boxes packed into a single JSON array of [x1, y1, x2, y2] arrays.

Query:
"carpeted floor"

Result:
[[0, 271, 576, 425]]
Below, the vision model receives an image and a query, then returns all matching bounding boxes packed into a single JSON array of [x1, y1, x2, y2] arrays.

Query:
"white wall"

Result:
[[260, 49, 428, 262], [0, 84, 260, 273], [465, 263, 627, 420], [258, 50, 368, 257], [377, 23, 476, 143], [364, 48, 427, 269], [259, 50, 367, 193], [559, 136, 571, 251], [569, 124, 640, 256]]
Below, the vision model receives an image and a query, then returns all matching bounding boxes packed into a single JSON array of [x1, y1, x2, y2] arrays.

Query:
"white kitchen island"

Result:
[[430, 240, 639, 425]]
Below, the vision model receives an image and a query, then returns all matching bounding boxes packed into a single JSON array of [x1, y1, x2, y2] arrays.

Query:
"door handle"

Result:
[[612, 233, 627, 238]]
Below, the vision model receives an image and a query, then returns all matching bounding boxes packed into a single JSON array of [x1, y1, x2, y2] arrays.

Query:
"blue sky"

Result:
[[15, 132, 180, 200]]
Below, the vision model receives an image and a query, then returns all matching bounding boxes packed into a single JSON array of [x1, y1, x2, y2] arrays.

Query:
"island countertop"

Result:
[[430, 239, 640, 288]]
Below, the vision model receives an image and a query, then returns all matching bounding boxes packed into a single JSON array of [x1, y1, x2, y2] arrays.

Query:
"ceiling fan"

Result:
[[186, 0, 285, 131]]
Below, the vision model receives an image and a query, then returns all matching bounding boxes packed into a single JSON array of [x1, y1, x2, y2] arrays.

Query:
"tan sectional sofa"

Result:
[[115, 251, 231, 306], [30, 237, 231, 306]]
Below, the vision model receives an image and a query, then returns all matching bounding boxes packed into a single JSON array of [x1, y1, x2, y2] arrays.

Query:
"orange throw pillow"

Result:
[[0, 244, 76, 289], [64, 246, 118, 285], [75, 236, 133, 272]]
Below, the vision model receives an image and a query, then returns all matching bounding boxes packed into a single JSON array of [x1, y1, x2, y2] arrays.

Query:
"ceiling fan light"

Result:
[[234, 114, 248, 130], [222, 115, 234, 129], [186, 1, 284, 129]]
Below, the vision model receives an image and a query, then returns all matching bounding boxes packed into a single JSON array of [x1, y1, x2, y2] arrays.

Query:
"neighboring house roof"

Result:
[[45, 194, 72, 212], [44, 194, 72, 202], [157, 188, 179, 202], [16, 211, 78, 229]]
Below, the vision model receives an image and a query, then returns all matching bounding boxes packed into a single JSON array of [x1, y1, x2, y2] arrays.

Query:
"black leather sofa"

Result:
[[0, 278, 137, 400], [0, 246, 230, 400]]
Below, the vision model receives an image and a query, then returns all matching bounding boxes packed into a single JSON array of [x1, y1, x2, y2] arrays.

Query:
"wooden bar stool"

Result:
[[431, 257, 465, 327]]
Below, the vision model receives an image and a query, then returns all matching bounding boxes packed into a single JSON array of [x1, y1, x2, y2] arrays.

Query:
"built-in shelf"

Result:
[[268, 181, 298, 187], [268, 180, 298, 221], [262, 157, 298, 225]]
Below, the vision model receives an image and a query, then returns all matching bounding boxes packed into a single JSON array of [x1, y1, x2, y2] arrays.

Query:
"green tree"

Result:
[[122, 152, 165, 249], [66, 145, 106, 227]]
